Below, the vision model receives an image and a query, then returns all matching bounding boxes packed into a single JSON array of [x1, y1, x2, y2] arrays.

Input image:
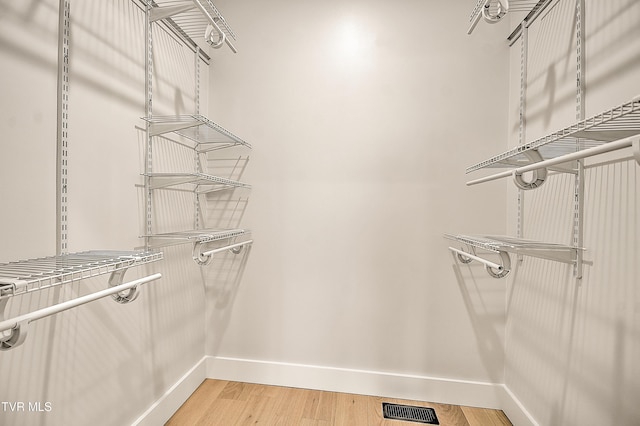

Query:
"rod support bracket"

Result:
[[456, 246, 476, 264], [485, 251, 511, 278], [449, 246, 511, 279], [193, 239, 252, 265], [108, 268, 139, 304], [0, 320, 28, 351], [513, 149, 547, 190], [205, 22, 226, 49], [193, 242, 214, 266], [482, 0, 509, 24]]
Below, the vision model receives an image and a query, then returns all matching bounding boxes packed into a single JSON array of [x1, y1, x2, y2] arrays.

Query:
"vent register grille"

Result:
[[382, 403, 439, 424]]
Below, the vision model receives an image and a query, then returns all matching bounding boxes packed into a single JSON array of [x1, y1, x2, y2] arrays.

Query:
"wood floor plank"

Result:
[[432, 403, 471, 426], [301, 389, 323, 420], [268, 386, 309, 425], [234, 393, 276, 425], [194, 398, 246, 426], [461, 406, 512, 426], [165, 379, 228, 425], [218, 380, 252, 401], [315, 390, 337, 423], [334, 392, 369, 426], [165, 379, 512, 426]]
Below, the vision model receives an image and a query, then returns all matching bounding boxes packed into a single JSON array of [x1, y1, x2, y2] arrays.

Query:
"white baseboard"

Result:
[[207, 355, 504, 411], [500, 385, 539, 426], [132, 355, 537, 426], [132, 356, 207, 426]]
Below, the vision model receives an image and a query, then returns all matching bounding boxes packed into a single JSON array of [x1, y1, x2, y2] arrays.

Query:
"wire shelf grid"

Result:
[[0, 251, 163, 299], [152, 0, 236, 49], [146, 172, 251, 191], [445, 234, 578, 264], [467, 97, 640, 173], [469, 0, 547, 34], [146, 228, 250, 245], [143, 115, 251, 149]]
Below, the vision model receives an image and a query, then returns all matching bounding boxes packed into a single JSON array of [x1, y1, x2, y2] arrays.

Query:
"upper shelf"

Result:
[[468, 0, 550, 35], [149, 0, 237, 53], [0, 251, 163, 299], [467, 97, 640, 173], [143, 115, 251, 152]]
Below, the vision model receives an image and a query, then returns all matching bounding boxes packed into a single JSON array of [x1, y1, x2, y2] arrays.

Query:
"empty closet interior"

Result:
[[1, 0, 638, 425]]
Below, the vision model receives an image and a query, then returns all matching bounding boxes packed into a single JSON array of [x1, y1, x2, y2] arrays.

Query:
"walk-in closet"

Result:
[[1, 0, 638, 425]]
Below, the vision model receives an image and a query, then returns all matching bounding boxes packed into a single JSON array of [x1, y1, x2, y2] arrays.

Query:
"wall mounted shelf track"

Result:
[[143, 115, 251, 152], [149, 0, 238, 52], [0, 251, 163, 299], [143, 0, 252, 265]]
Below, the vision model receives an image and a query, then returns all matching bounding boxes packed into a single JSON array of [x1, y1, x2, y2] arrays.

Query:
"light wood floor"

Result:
[[166, 379, 512, 426]]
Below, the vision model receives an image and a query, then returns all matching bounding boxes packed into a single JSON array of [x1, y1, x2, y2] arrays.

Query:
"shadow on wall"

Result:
[[202, 149, 252, 355], [0, 1, 58, 73], [504, 158, 640, 426], [202, 244, 252, 356], [449, 251, 507, 385]]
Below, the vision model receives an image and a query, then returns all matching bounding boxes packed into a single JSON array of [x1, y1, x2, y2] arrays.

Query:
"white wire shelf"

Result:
[[468, 0, 547, 35], [445, 234, 579, 264], [150, 0, 237, 52], [467, 97, 640, 173], [143, 115, 251, 151], [146, 228, 250, 247], [146, 172, 251, 192], [0, 251, 163, 299]]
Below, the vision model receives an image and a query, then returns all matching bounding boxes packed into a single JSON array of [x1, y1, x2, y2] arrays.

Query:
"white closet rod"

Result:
[[467, 135, 640, 186], [0, 273, 162, 335], [201, 239, 253, 257], [448, 247, 504, 271]]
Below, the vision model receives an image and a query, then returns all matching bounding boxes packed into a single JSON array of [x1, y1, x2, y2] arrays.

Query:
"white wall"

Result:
[[503, 1, 640, 425], [0, 1, 209, 425], [7, 1, 635, 425], [205, 0, 511, 404]]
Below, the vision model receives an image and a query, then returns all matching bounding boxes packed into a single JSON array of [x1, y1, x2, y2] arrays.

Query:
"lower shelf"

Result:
[[0, 250, 163, 299], [445, 234, 582, 279], [445, 234, 578, 264]]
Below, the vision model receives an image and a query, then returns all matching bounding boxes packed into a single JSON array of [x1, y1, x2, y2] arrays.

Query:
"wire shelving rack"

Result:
[[0, 251, 163, 299]]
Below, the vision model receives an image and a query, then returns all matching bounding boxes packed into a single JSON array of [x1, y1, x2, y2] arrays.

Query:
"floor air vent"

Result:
[[382, 402, 439, 424]]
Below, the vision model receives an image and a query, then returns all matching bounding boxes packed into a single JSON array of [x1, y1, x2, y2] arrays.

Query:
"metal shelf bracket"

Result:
[[150, 2, 196, 22]]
